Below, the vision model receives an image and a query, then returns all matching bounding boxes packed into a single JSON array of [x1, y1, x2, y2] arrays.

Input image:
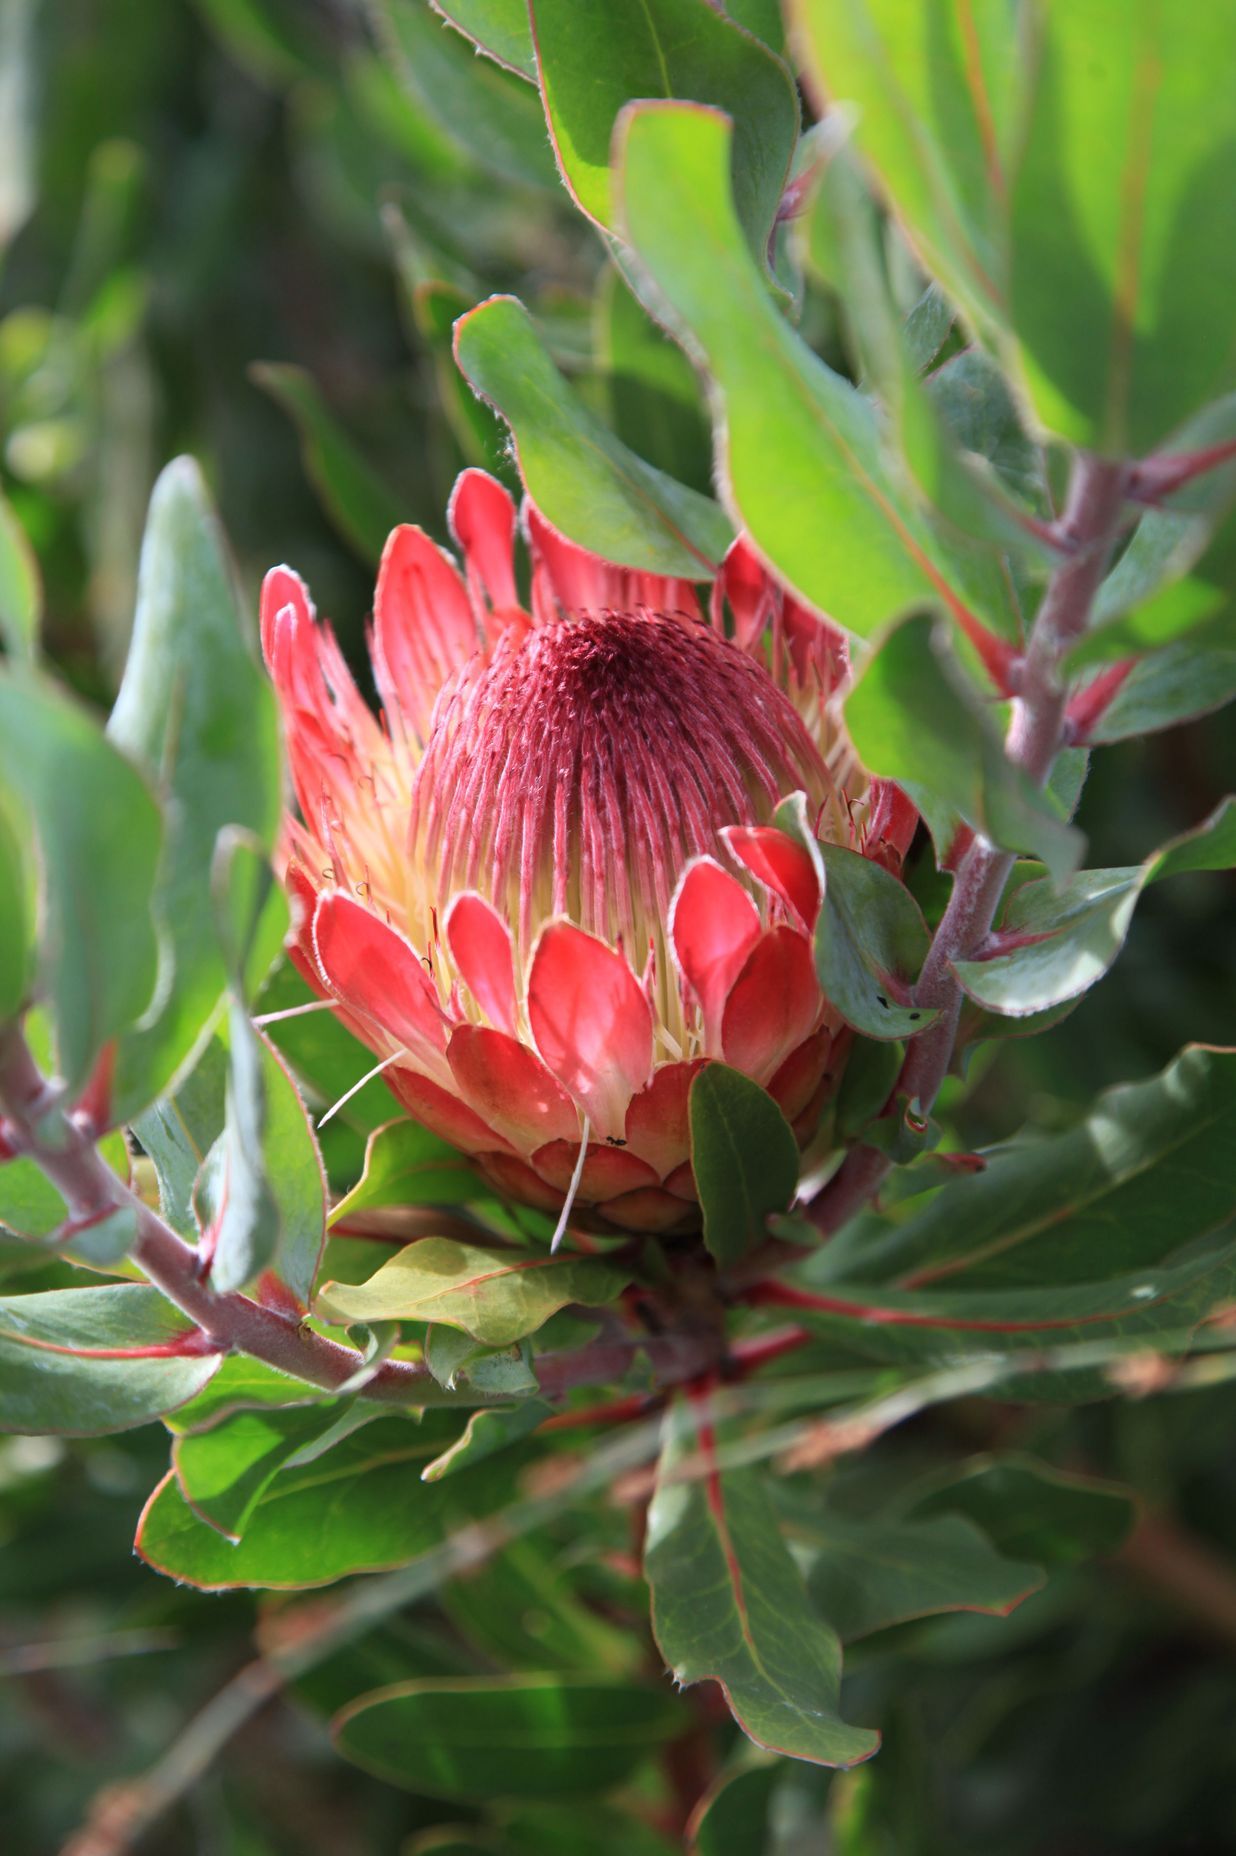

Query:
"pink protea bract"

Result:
[[261, 471, 915, 1236]]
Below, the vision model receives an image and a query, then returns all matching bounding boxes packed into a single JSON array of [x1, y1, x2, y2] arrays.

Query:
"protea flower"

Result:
[[260, 470, 914, 1236]]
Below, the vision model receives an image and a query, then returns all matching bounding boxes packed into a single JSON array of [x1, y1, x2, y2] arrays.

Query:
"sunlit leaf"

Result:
[[318, 1239, 629, 1347], [330, 1120, 481, 1226], [1008, 0, 1236, 453], [106, 458, 282, 1121], [844, 612, 1082, 883], [454, 293, 731, 575], [615, 103, 1005, 648], [0, 670, 162, 1094], [530, 0, 799, 263]]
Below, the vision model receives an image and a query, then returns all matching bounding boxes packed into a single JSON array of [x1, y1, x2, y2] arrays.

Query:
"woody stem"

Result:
[[734, 451, 1129, 1284], [0, 1025, 721, 1402]]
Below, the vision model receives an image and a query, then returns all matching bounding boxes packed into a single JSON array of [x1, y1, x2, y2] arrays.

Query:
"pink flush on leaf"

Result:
[[261, 471, 915, 1234]]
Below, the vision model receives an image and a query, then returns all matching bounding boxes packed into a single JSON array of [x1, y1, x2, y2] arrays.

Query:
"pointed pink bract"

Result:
[[721, 925, 819, 1082], [528, 922, 653, 1139], [670, 857, 761, 1052], [447, 1024, 578, 1152], [445, 893, 518, 1035]]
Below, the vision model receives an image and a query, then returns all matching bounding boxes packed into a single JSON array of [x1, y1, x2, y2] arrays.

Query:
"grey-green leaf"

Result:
[[815, 844, 939, 1041], [645, 1402, 879, 1767], [689, 1064, 800, 1269], [106, 457, 282, 1121], [453, 293, 731, 576], [0, 670, 162, 1094]]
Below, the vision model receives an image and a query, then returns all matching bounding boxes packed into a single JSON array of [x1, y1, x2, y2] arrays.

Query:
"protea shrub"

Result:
[[261, 470, 915, 1236]]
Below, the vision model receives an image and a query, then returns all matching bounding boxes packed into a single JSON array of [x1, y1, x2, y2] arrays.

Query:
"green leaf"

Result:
[[421, 1399, 553, 1481], [783, 1247, 1236, 1377], [0, 795, 34, 1019], [909, 1455, 1136, 1566], [0, 670, 162, 1093], [370, 0, 558, 188], [688, 1763, 782, 1856], [0, 482, 40, 662], [431, 0, 537, 80], [926, 348, 1050, 518], [814, 844, 938, 1041], [334, 1674, 681, 1799], [1008, 0, 1236, 454], [1084, 630, 1236, 743], [252, 362, 406, 564], [195, 1007, 327, 1303], [172, 1400, 376, 1542], [318, 1239, 629, 1347], [331, 1120, 481, 1226], [614, 102, 1000, 644], [850, 1044, 1236, 1289], [132, 1035, 229, 1239], [453, 294, 731, 576], [163, 1352, 331, 1432], [689, 1064, 800, 1269], [645, 1402, 878, 1767], [805, 142, 1043, 615], [0, 1282, 194, 1351], [952, 799, 1236, 1017], [793, 0, 1017, 343], [424, 1325, 538, 1396], [596, 263, 712, 493], [0, 1130, 129, 1243], [529, 0, 799, 263], [106, 458, 282, 1121], [0, 1285, 220, 1435], [795, 1506, 1043, 1642], [845, 611, 1082, 884], [135, 1413, 521, 1588]]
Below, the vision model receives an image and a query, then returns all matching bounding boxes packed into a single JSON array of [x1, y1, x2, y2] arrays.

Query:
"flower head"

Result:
[[262, 471, 914, 1234]]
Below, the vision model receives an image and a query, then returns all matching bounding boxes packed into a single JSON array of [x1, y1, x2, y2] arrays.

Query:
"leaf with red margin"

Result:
[[643, 1398, 879, 1768], [316, 1238, 629, 1348], [793, 1506, 1044, 1642], [792, 0, 1017, 345], [171, 1400, 383, 1542], [453, 295, 732, 578], [614, 102, 1013, 659], [0, 1286, 220, 1436], [528, 0, 799, 266], [846, 1044, 1236, 1291], [329, 1119, 482, 1226], [135, 1413, 523, 1589]]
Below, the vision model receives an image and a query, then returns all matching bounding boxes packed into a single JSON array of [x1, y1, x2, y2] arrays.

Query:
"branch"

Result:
[[734, 453, 1129, 1284], [0, 1026, 722, 1407]]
